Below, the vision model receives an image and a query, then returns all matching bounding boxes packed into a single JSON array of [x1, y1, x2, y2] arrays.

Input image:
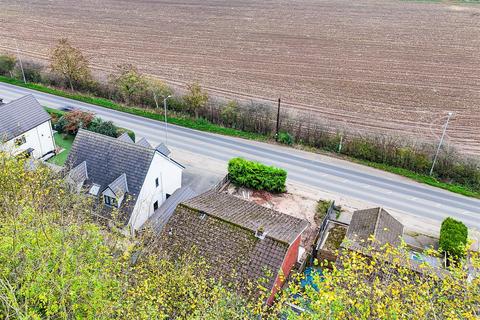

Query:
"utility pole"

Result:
[[275, 98, 281, 141], [429, 112, 453, 176], [154, 92, 171, 145], [15, 39, 26, 84]]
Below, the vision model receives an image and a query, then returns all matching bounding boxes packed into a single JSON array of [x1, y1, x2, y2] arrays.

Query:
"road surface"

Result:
[[0, 82, 478, 229]]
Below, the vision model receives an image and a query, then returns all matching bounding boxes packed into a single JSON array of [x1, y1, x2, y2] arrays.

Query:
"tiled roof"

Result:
[[183, 191, 309, 245], [155, 143, 171, 157], [144, 186, 196, 234], [107, 173, 129, 197], [346, 207, 404, 247], [68, 161, 88, 186], [136, 137, 152, 148], [153, 191, 306, 294], [117, 132, 134, 143], [0, 95, 51, 142], [67, 129, 155, 218]]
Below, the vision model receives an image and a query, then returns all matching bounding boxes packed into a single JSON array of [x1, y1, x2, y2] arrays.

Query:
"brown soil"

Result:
[[1, 0, 479, 154]]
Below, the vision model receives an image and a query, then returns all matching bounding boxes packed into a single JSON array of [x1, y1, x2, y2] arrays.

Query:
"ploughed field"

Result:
[[1, 0, 479, 154]]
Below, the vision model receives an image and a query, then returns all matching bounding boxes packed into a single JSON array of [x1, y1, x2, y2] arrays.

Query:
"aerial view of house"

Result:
[[66, 129, 184, 231], [149, 190, 309, 304], [0, 95, 55, 159]]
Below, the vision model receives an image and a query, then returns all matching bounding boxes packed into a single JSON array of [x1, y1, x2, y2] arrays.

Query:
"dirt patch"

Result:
[[0, 0, 479, 154]]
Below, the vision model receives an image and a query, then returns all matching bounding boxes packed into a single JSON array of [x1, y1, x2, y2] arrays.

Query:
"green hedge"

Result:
[[439, 217, 468, 259], [228, 157, 287, 193]]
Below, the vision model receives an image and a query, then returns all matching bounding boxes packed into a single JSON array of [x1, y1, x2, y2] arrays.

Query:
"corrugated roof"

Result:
[[183, 191, 309, 245], [0, 95, 51, 141]]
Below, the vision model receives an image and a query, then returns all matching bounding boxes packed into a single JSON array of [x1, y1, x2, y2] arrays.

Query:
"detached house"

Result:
[[150, 190, 309, 304], [0, 95, 55, 159], [66, 129, 184, 231]]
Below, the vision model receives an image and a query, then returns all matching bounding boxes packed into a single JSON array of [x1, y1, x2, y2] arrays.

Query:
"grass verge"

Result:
[[2, 75, 479, 198], [48, 133, 74, 166]]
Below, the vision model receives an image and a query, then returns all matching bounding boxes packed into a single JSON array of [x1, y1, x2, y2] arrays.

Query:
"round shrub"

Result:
[[439, 217, 468, 259]]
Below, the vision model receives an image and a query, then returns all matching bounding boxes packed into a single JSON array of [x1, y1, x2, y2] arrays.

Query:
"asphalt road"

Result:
[[1, 82, 479, 229]]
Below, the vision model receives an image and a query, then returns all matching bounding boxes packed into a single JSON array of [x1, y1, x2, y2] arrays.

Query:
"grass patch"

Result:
[[2, 75, 478, 198], [48, 133, 74, 166], [356, 160, 480, 199]]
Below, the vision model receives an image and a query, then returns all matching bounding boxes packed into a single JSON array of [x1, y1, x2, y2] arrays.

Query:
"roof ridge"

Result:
[[78, 129, 154, 152]]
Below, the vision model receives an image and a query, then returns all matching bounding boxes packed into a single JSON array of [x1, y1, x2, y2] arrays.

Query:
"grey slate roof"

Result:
[[136, 137, 152, 148], [117, 132, 134, 143], [155, 143, 171, 157], [346, 207, 404, 247], [153, 190, 308, 296], [106, 173, 129, 197], [67, 129, 155, 218], [68, 161, 88, 186], [0, 95, 51, 142], [144, 186, 196, 234], [183, 191, 309, 245]]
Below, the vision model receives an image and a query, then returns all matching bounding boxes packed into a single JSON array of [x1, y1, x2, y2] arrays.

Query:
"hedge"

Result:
[[439, 217, 468, 259], [228, 157, 287, 193]]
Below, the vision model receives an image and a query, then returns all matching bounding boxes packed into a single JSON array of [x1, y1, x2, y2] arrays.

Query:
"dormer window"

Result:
[[104, 195, 118, 207]]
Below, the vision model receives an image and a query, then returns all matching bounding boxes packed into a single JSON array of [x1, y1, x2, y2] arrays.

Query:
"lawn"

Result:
[[48, 133, 75, 166]]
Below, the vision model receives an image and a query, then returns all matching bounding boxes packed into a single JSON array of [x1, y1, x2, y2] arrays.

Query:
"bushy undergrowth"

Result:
[[228, 157, 287, 193], [1, 51, 479, 195]]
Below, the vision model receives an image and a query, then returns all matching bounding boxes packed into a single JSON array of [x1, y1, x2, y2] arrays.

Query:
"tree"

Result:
[[60, 110, 95, 134], [183, 82, 208, 119], [109, 64, 148, 105], [0, 54, 16, 77], [220, 100, 240, 127], [278, 242, 480, 319], [147, 77, 173, 106], [50, 38, 92, 91]]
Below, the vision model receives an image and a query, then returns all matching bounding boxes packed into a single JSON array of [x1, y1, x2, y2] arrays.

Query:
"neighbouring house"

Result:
[[66, 129, 184, 231], [0, 95, 55, 159], [149, 190, 309, 304]]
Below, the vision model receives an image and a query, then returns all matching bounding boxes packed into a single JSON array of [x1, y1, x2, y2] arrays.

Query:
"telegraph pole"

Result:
[[15, 39, 26, 84], [429, 112, 453, 176], [275, 98, 281, 141]]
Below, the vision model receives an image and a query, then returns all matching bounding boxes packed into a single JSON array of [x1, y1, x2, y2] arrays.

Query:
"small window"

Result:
[[166, 193, 171, 199], [14, 135, 26, 146], [153, 200, 159, 211], [155, 178, 159, 188], [104, 195, 117, 207]]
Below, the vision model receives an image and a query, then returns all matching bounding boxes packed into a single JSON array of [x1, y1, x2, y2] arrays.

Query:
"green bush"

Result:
[[228, 157, 287, 193], [88, 117, 118, 137], [439, 217, 468, 259], [278, 131, 294, 145]]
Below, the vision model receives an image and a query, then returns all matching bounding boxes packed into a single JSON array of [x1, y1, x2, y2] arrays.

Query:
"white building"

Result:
[[0, 95, 55, 159], [66, 129, 184, 231]]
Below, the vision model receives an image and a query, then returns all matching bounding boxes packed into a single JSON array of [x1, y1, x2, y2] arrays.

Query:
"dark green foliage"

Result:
[[15, 61, 43, 83], [54, 116, 68, 133], [87, 117, 119, 137], [0, 55, 16, 76], [439, 217, 468, 259], [228, 157, 287, 193], [278, 131, 293, 145]]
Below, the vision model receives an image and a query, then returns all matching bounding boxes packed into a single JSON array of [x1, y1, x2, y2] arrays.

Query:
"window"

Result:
[[104, 195, 117, 207], [14, 135, 26, 146], [166, 193, 171, 199], [153, 200, 159, 211], [155, 178, 159, 188]]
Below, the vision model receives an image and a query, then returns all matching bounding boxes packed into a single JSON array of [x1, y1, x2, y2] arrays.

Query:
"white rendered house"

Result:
[[66, 129, 184, 231], [0, 95, 55, 159]]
